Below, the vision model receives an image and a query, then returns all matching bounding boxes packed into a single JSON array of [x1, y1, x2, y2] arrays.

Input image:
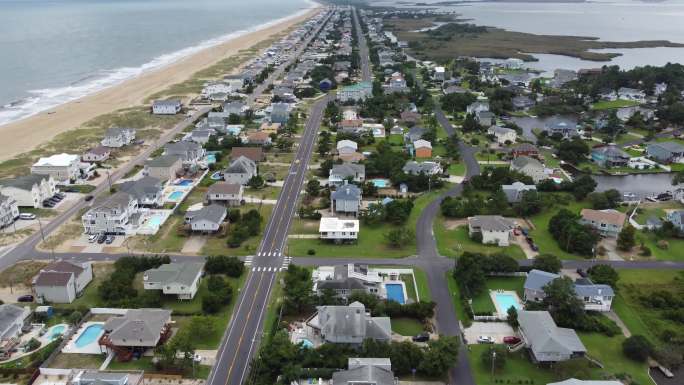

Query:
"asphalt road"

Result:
[[352, 7, 372, 82]]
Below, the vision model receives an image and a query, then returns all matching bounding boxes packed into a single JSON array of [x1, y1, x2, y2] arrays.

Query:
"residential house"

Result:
[[184, 205, 227, 233], [509, 143, 540, 159], [152, 100, 182, 115], [444, 85, 467, 95], [616, 106, 654, 122], [488, 126, 517, 145], [591, 145, 630, 168], [617, 87, 646, 102], [337, 140, 358, 157], [82, 146, 111, 163], [143, 262, 204, 300], [405, 127, 426, 143], [31, 153, 82, 183], [339, 119, 364, 134], [0, 194, 19, 229], [319, 217, 360, 242], [467, 101, 489, 115], [259, 122, 281, 135], [523, 269, 614, 312], [0, 174, 57, 208], [312, 264, 381, 298], [512, 95, 535, 111], [400, 111, 420, 125], [224, 124, 244, 136], [517, 310, 587, 363], [551, 69, 577, 88], [164, 141, 206, 164], [545, 117, 579, 138], [307, 301, 391, 344], [413, 139, 432, 158], [654, 82, 668, 96], [102, 127, 136, 148], [467, 215, 516, 246], [402, 161, 442, 176], [329, 164, 365, 186], [433, 66, 446, 81], [99, 309, 172, 354], [189, 129, 213, 144], [337, 82, 373, 102], [69, 370, 144, 385], [118, 176, 165, 207], [579, 209, 626, 237], [223, 156, 257, 185], [223, 101, 248, 117], [0, 304, 30, 342], [144, 155, 182, 181], [230, 147, 265, 163], [646, 141, 684, 164], [342, 107, 358, 121], [32, 260, 93, 304], [82, 191, 138, 235], [511, 156, 547, 183], [331, 182, 362, 217], [502, 182, 537, 203], [245, 131, 272, 146], [270, 103, 290, 124], [477, 111, 496, 128], [206, 182, 244, 206], [665, 210, 684, 232], [332, 358, 397, 385]]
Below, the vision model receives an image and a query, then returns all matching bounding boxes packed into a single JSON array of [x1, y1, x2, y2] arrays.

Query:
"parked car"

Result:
[[521, 228, 529, 236], [43, 201, 55, 208], [477, 336, 494, 344], [84, 195, 94, 202], [530, 243, 539, 252], [88, 234, 98, 243], [503, 336, 521, 345], [97, 234, 107, 244], [105, 235, 114, 244], [51, 195, 63, 201], [412, 333, 430, 342], [576, 268, 588, 278], [55, 192, 66, 199], [17, 295, 34, 303], [18, 213, 36, 220], [513, 228, 521, 236]]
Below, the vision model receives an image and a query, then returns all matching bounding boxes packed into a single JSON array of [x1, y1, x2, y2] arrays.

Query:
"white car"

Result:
[[477, 335, 494, 344], [18, 213, 36, 220], [88, 234, 98, 243]]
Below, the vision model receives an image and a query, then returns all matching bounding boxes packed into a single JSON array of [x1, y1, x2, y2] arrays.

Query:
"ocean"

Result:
[[375, 0, 684, 75], [0, 0, 313, 125]]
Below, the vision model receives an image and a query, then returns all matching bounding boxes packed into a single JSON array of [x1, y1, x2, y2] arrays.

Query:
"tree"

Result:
[[567, 175, 597, 200], [587, 264, 619, 287], [418, 336, 460, 377], [283, 265, 316, 315], [542, 277, 586, 328], [462, 113, 481, 132], [247, 175, 265, 189], [305, 179, 321, 197], [617, 224, 636, 251], [507, 306, 519, 327], [532, 254, 562, 274], [453, 252, 486, 297], [385, 228, 414, 248], [557, 138, 590, 165], [186, 316, 217, 341], [622, 335, 653, 362], [68, 311, 83, 325], [480, 345, 507, 373], [517, 190, 543, 216], [202, 293, 223, 314]]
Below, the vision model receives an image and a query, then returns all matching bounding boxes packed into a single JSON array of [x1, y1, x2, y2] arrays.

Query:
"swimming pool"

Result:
[[75, 324, 103, 348], [494, 293, 522, 314], [175, 179, 193, 186], [210, 171, 223, 180], [48, 324, 66, 340], [371, 179, 388, 188], [206, 154, 217, 164], [167, 191, 184, 201], [385, 283, 406, 304], [297, 338, 314, 349], [146, 215, 164, 228]]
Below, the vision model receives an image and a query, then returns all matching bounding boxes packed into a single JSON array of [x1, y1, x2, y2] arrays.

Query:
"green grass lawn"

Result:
[[262, 272, 285, 340], [412, 267, 432, 302], [468, 344, 556, 385], [448, 162, 466, 176], [470, 277, 525, 315], [434, 217, 526, 259], [446, 271, 472, 328], [55, 263, 114, 310], [579, 332, 653, 385], [391, 317, 424, 336], [654, 136, 684, 146], [388, 134, 405, 146], [245, 185, 282, 200], [635, 231, 684, 261], [540, 149, 560, 168], [527, 199, 589, 260], [201, 203, 273, 256], [591, 99, 640, 110]]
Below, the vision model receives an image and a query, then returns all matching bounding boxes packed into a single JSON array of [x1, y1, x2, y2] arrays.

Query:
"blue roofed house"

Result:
[[591, 145, 630, 168], [646, 141, 684, 164], [523, 269, 614, 312], [331, 182, 362, 217]]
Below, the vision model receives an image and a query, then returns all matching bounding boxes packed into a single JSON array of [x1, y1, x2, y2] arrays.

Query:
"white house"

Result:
[[579, 209, 626, 238], [467, 215, 516, 246], [511, 156, 548, 183], [0, 194, 19, 229], [337, 82, 373, 102], [223, 156, 257, 185], [143, 262, 204, 300], [31, 153, 82, 183], [206, 182, 244, 206], [319, 217, 359, 241], [466, 101, 489, 115], [329, 164, 365, 186], [82, 191, 138, 235], [82, 146, 111, 163], [0, 174, 57, 208], [152, 100, 182, 115], [524, 269, 614, 312], [617, 87, 646, 102], [337, 140, 358, 156], [184, 204, 227, 233], [488, 126, 517, 145], [433, 66, 446, 81], [32, 260, 93, 304], [101, 127, 136, 148]]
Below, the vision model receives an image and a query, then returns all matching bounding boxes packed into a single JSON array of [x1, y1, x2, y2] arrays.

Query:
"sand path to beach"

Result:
[[0, 7, 319, 162]]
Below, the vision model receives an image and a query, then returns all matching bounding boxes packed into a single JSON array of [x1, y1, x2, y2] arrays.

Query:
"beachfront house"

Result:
[[319, 217, 359, 243], [152, 100, 182, 115], [0, 194, 19, 229], [467, 215, 516, 246], [206, 182, 244, 206], [517, 310, 587, 363], [82, 191, 139, 235], [31, 153, 85, 183], [579, 209, 626, 238], [143, 262, 204, 300], [329, 164, 365, 186], [164, 141, 206, 164], [307, 301, 391, 345], [332, 358, 397, 385], [331, 182, 362, 217], [511, 156, 547, 183], [223, 156, 257, 185], [0, 174, 57, 208], [32, 260, 93, 304], [523, 269, 614, 311], [501, 182, 537, 203], [102, 127, 136, 148], [144, 155, 183, 182], [646, 141, 684, 164], [184, 204, 227, 233], [82, 146, 111, 163]]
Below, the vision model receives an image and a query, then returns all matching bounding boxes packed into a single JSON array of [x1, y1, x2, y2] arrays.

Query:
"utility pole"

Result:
[[37, 217, 55, 261], [491, 350, 496, 380]]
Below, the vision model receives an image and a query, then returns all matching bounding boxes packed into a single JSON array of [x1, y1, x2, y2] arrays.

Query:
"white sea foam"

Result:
[[0, 0, 317, 127]]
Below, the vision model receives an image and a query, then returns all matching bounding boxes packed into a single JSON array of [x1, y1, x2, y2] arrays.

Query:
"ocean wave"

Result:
[[0, 0, 316, 127]]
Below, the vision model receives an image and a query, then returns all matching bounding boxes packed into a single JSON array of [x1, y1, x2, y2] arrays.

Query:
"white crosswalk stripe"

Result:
[[252, 267, 256, 272], [244, 256, 254, 266], [281, 256, 292, 270]]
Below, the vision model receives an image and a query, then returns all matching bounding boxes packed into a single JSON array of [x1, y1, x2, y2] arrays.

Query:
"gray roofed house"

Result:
[[544, 116, 579, 138], [184, 204, 227, 233], [666, 210, 684, 231], [0, 304, 30, 341], [331, 183, 362, 217], [0, 193, 19, 229], [82, 191, 138, 235], [144, 262, 205, 299], [0, 174, 56, 208], [402, 161, 442, 176], [517, 310, 587, 363], [405, 127, 426, 143], [190, 129, 213, 144], [467, 215, 516, 246], [206, 182, 243, 206], [144, 155, 182, 182], [315, 264, 381, 298], [164, 141, 205, 163], [477, 111, 496, 128], [101, 309, 172, 348], [332, 358, 397, 385], [223, 155, 257, 185], [646, 141, 684, 164], [512, 95, 535, 110], [223, 101, 247, 116], [117, 176, 164, 207], [329, 164, 366, 186], [591, 145, 630, 168], [524, 270, 615, 311], [502, 182, 537, 203], [71, 370, 143, 385], [152, 99, 181, 115], [308, 301, 391, 344], [511, 156, 547, 183], [33, 260, 93, 304], [102, 127, 136, 148]]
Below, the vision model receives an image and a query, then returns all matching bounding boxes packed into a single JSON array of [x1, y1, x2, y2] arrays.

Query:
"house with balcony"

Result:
[[579, 209, 626, 238], [0, 174, 57, 208], [0, 194, 19, 229], [467, 215, 516, 246], [591, 145, 630, 168], [331, 183, 362, 217], [117, 176, 165, 208], [143, 262, 204, 300], [206, 182, 243, 206], [102, 127, 136, 148], [98, 309, 172, 361], [82, 192, 139, 235], [31, 153, 85, 183], [319, 217, 359, 243], [329, 164, 365, 186], [164, 141, 206, 165], [523, 269, 614, 312], [312, 264, 382, 298]]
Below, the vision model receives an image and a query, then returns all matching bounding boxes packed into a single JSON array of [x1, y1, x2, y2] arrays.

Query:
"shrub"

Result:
[[639, 245, 652, 257], [307, 249, 316, 255], [622, 335, 653, 362], [202, 293, 223, 314], [656, 239, 669, 250]]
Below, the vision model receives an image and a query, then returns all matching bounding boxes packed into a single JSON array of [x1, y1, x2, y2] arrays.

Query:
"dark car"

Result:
[[52, 195, 64, 201], [521, 228, 529, 236], [503, 336, 521, 345], [530, 243, 539, 252], [576, 268, 588, 278], [55, 192, 66, 199], [43, 202, 55, 208], [412, 333, 430, 342], [84, 195, 94, 202], [17, 294, 34, 303], [97, 234, 107, 244]]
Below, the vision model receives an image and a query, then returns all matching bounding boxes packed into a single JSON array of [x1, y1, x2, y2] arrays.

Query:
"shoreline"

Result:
[[0, 5, 320, 163]]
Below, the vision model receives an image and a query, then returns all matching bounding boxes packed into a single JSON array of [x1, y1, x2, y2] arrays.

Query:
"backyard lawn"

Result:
[[201, 203, 274, 256], [468, 344, 555, 385], [527, 199, 589, 260], [434, 218, 526, 259], [447, 162, 466, 176], [579, 332, 653, 385], [391, 318, 424, 336], [55, 262, 115, 310], [635, 230, 684, 262], [591, 99, 640, 110], [470, 277, 525, 315]]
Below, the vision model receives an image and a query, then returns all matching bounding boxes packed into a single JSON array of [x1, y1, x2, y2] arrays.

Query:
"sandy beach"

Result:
[[0, 7, 319, 162]]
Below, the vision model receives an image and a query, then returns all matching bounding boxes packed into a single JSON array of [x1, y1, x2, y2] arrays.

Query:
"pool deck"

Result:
[[62, 322, 105, 354], [489, 290, 523, 317]]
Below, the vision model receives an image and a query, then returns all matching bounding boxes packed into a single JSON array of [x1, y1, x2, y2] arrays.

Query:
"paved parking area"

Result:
[[71, 234, 126, 253], [464, 321, 516, 345]]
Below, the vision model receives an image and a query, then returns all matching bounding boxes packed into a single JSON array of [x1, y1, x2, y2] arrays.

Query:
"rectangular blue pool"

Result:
[[494, 293, 522, 313], [385, 283, 405, 304], [167, 191, 184, 201]]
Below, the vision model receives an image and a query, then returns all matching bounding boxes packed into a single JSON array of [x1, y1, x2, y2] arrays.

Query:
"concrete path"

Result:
[[605, 310, 632, 337], [181, 236, 207, 254], [243, 196, 277, 204]]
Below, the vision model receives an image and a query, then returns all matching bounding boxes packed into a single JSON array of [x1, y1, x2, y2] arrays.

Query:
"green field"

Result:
[[448, 162, 466, 176], [579, 332, 653, 385], [434, 218, 526, 259], [591, 99, 640, 110]]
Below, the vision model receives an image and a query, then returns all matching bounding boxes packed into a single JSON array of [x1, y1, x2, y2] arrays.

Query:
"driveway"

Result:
[[463, 321, 516, 345], [181, 236, 207, 254]]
